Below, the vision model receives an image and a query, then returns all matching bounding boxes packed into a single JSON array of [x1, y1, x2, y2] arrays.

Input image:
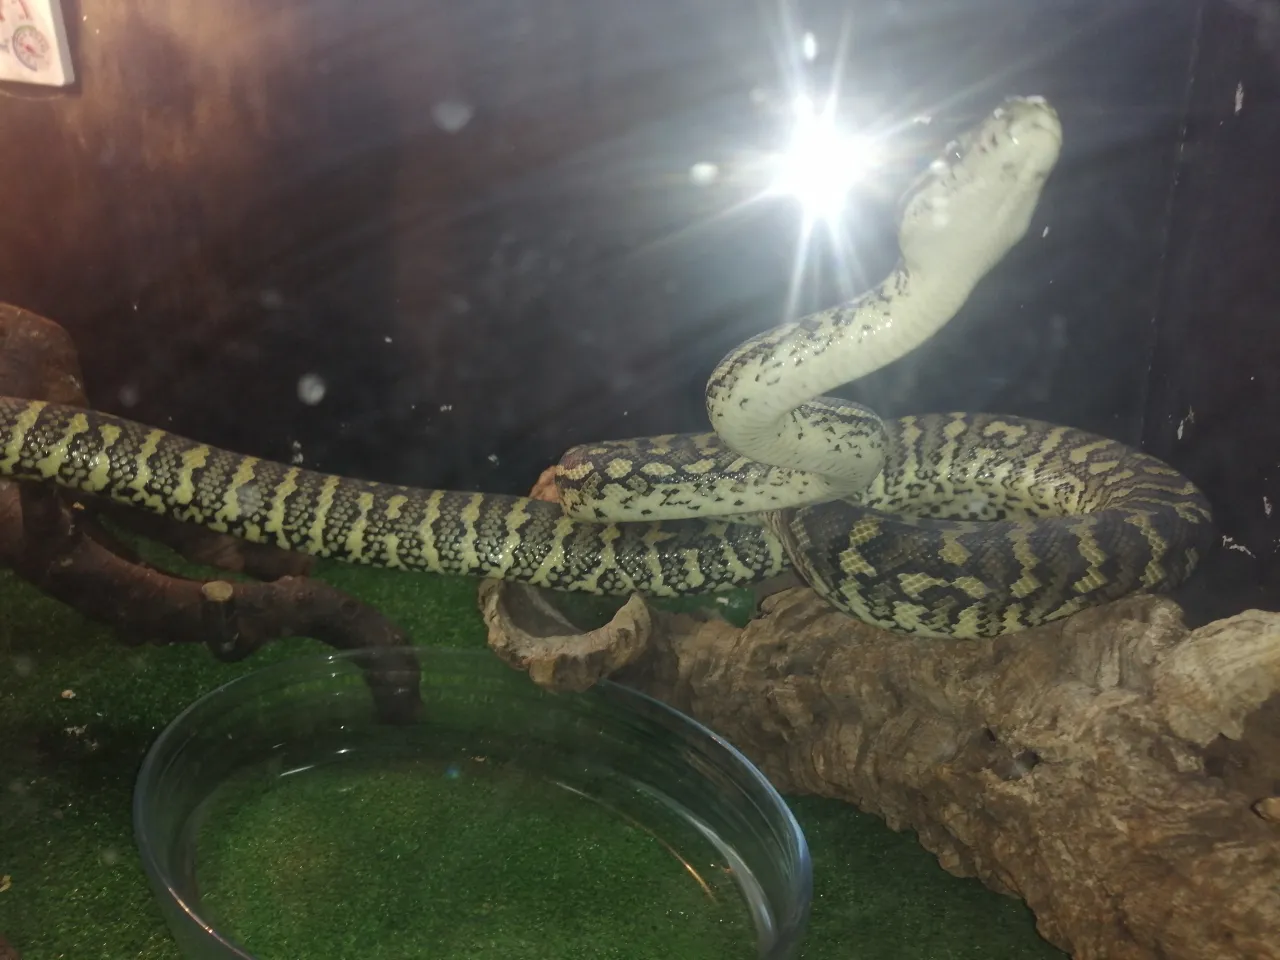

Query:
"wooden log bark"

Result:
[[480, 579, 1280, 960]]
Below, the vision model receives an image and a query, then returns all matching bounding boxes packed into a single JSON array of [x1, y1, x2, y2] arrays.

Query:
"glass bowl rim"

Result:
[[132, 644, 813, 959]]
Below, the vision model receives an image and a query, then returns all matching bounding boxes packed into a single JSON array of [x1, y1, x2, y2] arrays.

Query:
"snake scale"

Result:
[[0, 96, 1213, 639]]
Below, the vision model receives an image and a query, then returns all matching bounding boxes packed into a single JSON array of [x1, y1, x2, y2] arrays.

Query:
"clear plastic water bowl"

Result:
[[133, 646, 812, 960]]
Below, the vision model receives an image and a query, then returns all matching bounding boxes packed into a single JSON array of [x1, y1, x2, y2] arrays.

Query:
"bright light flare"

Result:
[[769, 95, 883, 224]]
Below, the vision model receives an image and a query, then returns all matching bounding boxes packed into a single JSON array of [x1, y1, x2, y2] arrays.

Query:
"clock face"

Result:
[[11, 23, 50, 72]]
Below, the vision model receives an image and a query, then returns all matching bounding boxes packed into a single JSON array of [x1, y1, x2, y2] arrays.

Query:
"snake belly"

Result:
[[0, 95, 1215, 637], [559, 96, 1069, 527]]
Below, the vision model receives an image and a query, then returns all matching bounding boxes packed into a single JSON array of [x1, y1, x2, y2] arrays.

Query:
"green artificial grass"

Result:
[[0, 544, 1066, 960], [195, 755, 759, 960]]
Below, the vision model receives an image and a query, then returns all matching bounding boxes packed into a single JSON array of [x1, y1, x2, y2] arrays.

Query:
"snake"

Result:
[[0, 96, 1213, 639]]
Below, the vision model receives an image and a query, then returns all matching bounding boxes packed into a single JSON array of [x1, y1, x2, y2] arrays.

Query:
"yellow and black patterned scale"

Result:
[[771, 412, 1214, 638], [0, 396, 788, 596], [0, 397, 1211, 639]]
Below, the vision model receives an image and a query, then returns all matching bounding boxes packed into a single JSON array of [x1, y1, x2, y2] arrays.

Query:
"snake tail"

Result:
[[0, 397, 788, 597]]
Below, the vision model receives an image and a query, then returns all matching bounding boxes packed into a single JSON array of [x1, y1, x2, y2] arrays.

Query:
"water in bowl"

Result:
[[175, 732, 765, 960]]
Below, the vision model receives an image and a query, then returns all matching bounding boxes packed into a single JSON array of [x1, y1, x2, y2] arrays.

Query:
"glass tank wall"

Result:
[[0, 1, 1276, 959]]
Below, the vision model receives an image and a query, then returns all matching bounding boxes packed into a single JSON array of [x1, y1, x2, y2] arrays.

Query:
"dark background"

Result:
[[0, 0, 1273, 625]]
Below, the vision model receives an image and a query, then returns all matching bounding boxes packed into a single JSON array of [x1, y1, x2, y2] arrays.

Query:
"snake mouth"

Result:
[[1001, 102, 1064, 176], [895, 96, 1063, 214]]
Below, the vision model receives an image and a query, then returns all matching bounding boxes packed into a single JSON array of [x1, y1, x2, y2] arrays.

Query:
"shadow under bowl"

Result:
[[133, 646, 812, 960]]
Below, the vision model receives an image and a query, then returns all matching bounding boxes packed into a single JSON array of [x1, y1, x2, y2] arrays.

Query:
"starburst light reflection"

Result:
[[768, 93, 886, 227]]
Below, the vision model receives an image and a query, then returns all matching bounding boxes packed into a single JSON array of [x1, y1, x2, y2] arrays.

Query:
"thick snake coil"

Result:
[[0, 97, 1213, 638]]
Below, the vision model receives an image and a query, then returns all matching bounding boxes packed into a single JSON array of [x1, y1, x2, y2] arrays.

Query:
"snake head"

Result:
[[897, 96, 1063, 277]]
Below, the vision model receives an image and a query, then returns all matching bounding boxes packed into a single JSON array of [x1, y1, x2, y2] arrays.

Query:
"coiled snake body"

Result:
[[0, 97, 1213, 638]]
